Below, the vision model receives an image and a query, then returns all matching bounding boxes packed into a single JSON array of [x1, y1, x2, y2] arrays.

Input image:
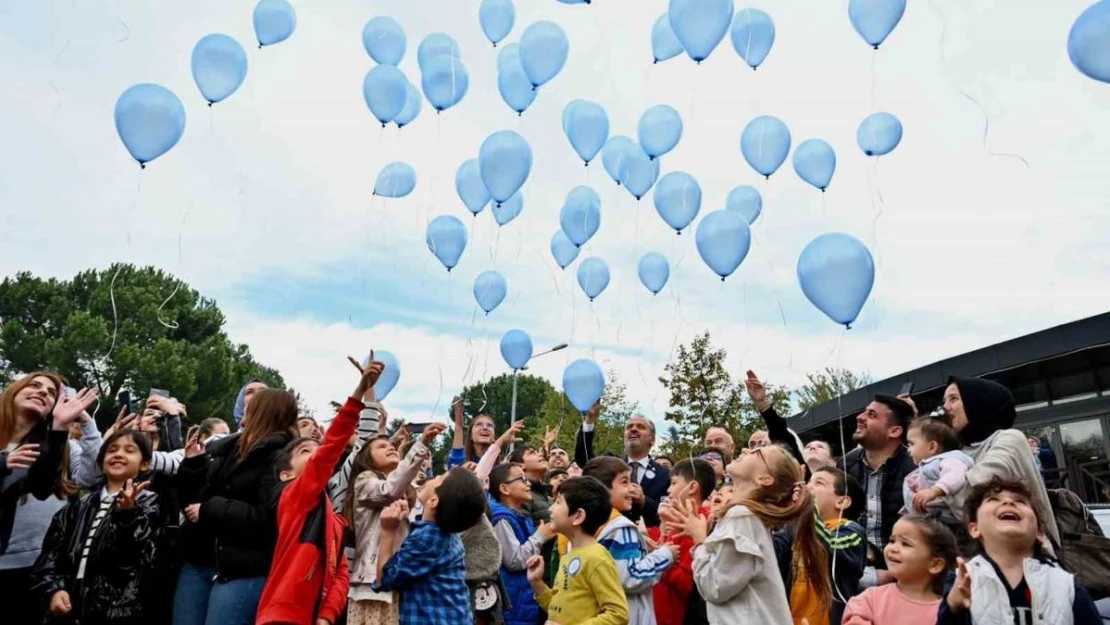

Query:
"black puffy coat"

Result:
[[30, 488, 163, 625], [175, 431, 289, 581]]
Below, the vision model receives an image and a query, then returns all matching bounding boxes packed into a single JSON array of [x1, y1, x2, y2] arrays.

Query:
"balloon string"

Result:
[[115, 14, 130, 43], [156, 200, 193, 330], [926, 0, 1029, 167], [870, 49, 879, 112], [50, 38, 70, 114], [430, 271, 452, 420], [830, 327, 850, 606]]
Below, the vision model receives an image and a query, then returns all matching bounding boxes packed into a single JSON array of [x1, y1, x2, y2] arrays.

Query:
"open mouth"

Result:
[[997, 510, 1022, 522]]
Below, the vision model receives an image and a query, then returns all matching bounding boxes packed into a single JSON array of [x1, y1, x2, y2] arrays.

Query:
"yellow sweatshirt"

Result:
[[536, 541, 629, 625]]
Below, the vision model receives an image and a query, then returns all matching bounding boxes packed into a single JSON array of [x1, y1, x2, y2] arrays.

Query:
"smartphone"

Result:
[[899, 381, 915, 396], [150, 388, 170, 399], [118, 390, 132, 414]]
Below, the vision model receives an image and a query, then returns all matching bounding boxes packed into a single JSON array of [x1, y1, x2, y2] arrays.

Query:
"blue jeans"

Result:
[[172, 563, 266, 625]]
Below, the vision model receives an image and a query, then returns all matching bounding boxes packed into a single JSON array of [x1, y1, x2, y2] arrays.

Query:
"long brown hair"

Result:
[[741, 444, 831, 614], [464, 413, 495, 464], [0, 371, 76, 498], [343, 436, 417, 526], [238, 388, 298, 459]]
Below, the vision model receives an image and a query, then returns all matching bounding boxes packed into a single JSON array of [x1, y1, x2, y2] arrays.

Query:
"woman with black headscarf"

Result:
[[942, 376, 1060, 553]]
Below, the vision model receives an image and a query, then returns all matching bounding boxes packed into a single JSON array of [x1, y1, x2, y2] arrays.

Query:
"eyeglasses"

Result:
[[504, 476, 529, 486], [700, 454, 723, 463], [743, 447, 773, 472]]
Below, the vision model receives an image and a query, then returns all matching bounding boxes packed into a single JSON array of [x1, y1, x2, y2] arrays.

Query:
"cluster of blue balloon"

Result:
[[114, 0, 293, 167], [497, 21, 570, 115]]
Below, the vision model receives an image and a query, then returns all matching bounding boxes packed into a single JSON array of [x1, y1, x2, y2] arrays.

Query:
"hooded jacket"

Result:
[[489, 499, 540, 625]]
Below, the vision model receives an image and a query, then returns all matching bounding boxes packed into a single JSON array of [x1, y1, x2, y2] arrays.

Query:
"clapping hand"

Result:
[[349, 351, 384, 402], [117, 479, 150, 511], [659, 496, 708, 545], [381, 500, 409, 532]]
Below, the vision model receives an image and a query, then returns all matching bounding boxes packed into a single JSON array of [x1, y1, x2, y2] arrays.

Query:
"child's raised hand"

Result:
[[117, 479, 150, 510], [525, 555, 545, 583], [496, 420, 525, 448], [946, 557, 972, 612], [381, 500, 409, 532], [351, 351, 385, 401], [912, 486, 944, 512], [420, 422, 448, 446]]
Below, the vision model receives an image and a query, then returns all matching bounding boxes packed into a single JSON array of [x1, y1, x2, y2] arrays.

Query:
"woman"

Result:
[[447, 398, 499, 470], [943, 376, 1061, 553], [0, 372, 99, 625], [172, 388, 297, 625]]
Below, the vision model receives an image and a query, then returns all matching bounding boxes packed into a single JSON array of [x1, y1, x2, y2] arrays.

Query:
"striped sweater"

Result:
[[596, 508, 675, 625]]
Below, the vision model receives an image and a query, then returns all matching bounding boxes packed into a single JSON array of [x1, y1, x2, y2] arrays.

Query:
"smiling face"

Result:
[[969, 488, 1041, 552], [807, 469, 848, 521], [368, 438, 400, 472], [548, 447, 569, 469], [704, 427, 736, 457], [610, 469, 634, 512], [500, 465, 533, 506], [884, 519, 947, 586], [470, 415, 496, 445], [101, 433, 148, 484], [943, 383, 968, 433], [14, 375, 59, 420], [852, 401, 900, 450], [709, 484, 733, 519], [297, 418, 321, 441], [624, 417, 655, 457]]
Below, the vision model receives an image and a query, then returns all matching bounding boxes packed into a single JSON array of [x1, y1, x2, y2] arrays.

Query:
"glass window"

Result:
[[1049, 372, 1098, 401], [1012, 381, 1049, 406], [1097, 366, 1110, 392], [1059, 419, 1110, 504], [1022, 425, 1064, 489]]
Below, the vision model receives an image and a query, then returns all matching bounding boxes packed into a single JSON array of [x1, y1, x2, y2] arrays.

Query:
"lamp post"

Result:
[[509, 343, 568, 454]]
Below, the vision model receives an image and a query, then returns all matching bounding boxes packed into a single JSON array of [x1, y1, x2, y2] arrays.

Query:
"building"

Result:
[[790, 312, 1110, 504]]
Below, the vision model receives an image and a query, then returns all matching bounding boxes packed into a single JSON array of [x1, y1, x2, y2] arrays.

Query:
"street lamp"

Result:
[[509, 343, 568, 453]]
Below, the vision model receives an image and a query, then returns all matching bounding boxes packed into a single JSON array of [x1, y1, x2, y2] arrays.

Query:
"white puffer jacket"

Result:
[[967, 555, 1074, 625]]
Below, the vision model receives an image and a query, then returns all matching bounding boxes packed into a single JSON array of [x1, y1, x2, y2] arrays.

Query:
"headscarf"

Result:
[[233, 378, 263, 426], [948, 376, 1016, 446]]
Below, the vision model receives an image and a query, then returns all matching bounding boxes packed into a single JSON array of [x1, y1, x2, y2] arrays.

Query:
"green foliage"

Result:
[[532, 369, 638, 456], [794, 367, 873, 412], [0, 265, 287, 428]]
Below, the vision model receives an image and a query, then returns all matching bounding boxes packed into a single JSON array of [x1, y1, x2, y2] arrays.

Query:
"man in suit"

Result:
[[574, 403, 670, 527]]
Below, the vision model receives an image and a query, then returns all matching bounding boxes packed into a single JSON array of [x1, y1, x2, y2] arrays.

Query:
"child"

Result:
[[374, 467, 487, 625], [488, 463, 555, 625], [938, 477, 1101, 625], [582, 456, 676, 625], [651, 458, 715, 625], [524, 476, 629, 625], [30, 430, 162, 625], [547, 468, 569, 496], [902, 418, 974, 514], [708, 483, 733, 524], [345, 430, 436, 625], [842, 514, 957, 624], [802, 466, 868, 625], [661, 444, 829, 623]]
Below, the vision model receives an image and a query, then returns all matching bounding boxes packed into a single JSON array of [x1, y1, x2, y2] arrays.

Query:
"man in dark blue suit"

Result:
[[574, 403, 670, 527]]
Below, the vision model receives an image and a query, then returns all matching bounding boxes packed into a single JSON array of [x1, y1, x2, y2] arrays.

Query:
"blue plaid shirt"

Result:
[[375, 520, 473, 625]]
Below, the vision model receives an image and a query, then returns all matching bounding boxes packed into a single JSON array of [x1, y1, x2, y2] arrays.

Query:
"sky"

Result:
[[2, 0, 1109, 428]]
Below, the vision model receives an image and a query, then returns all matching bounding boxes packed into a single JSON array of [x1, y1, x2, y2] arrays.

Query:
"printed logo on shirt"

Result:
[[566, 557, 582, 577]]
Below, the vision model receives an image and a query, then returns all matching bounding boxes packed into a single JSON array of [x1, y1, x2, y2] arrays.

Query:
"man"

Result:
[[574, 403, 670, 527], [747, 430, 771, 449], [548, 446, 570, 471], [703, 426, 736, 459]]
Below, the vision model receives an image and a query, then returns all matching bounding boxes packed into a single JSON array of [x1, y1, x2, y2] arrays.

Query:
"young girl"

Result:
[[662, 444, 831, 623], [843, 515, 957, 624], [902, 418, 974, 514], [31, 429, 163, 625], [446, 397, 498, 470], [346, 426, 435, 625]]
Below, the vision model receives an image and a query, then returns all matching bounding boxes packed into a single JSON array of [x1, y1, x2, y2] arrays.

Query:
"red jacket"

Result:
[[650, 504, 711, 625], [256, 397, 360, 625]]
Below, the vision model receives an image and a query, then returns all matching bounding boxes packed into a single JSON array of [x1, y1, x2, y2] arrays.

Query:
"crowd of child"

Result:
[[1, 354, 1107, 625]]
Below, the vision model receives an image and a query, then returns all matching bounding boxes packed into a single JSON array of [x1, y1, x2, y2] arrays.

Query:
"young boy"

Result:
[[374, 467, 487, 625], [510, 445, 554, 525], [939, 477, 1101, 625], [488, 463, 555, 625], [651, 458, 715, 625], [583, 456, 676, 625], [525, 477, 629, 625], [256, 390, 365, 625], [802, 465, 869, 625]]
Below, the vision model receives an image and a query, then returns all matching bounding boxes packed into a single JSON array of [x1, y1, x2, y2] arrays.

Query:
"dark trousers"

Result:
[[0, 566, 41, 625]]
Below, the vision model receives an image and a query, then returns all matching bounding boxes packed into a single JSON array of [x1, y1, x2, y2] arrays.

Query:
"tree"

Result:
[[794, 367, 873, 412], [657, 332, 790, 459], [0, 265, 288, 428], [452, 373, 556, 440], [532, 369, 638, 457]]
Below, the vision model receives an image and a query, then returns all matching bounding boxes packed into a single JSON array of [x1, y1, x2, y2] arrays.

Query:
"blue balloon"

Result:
[[253, 0, 296, 47], [500, 329, 533, 370], [668, 0, 734, 63], [725, 185, 762, 224], [394, 80, 422, 128], [456, 159, 491, 216], [797, 233, 875, 327], [621, 144, 662, 200], [730, 9, 775, 69], [497, 43, 521, 71], [418, 33, 462, 70], [519, 21, 569, 87], [498, 57, 537, 114], [637, 105, 683, 159], [480, 0, 516, 46], [848, 0, 906, 49], [492, 191, 523, 226], [653, 172, 701, 234], [191, 34, 248, 105], [363, 65, 408, 125], [550, 231, 580, 269], [638, 253, 670, 295], [562, 359, 605, 414], [740, 115, 791, 178], [560, 186, 602, 247], [601, 136, 636, 185], [1069, 1, 1110, 84], [426, 215, 468, 271], [652, 14, 684, 63], [363, 350, 401, 400], [421, 55, 469, 112], [373, 162, 416, 198], [856, 112, 902, 157], [695, 210, 751, 280], [479, 130, 533, 204], [792, 138, 836, 191], [562, 100, 610, 165], [362, 16, 406, 65], [473, 270, 508, 314], [114, 84, 186, 167], [576, 257, 610, 301]]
